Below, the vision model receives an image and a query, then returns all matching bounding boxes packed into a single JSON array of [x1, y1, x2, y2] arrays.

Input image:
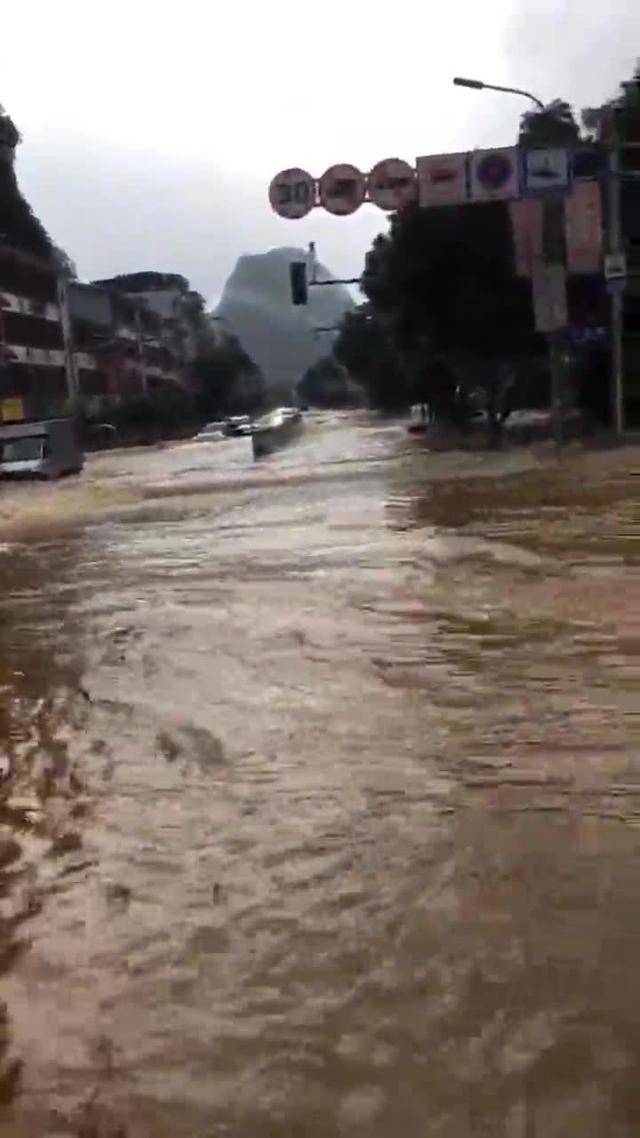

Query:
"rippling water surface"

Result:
[[0, 414, 638, 1137]]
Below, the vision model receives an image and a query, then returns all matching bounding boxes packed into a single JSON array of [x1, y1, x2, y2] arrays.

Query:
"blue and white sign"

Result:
[[470, 147, 519, 202], [524, 147, 571, 194]]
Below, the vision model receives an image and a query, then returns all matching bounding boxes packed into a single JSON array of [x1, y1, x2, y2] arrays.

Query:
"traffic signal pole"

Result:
[[289, 244, 361, 306]]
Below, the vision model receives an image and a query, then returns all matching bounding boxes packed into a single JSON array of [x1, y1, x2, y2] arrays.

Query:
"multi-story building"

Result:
[[0, 110, 76, 424], [67, 278, 197, 415], [2, 107, 200, 424], [0, 246, 76, 424]]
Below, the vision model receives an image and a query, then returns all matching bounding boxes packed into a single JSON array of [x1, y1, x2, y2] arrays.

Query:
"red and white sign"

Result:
[[269, 168, 316, 219], [470, 147, 519, 202], [564, 181, 602, 274], [367, 158, 416, 211], [509, 198, 544, 277], [319, 164, 366, 215], [417, 152, 467, 206]]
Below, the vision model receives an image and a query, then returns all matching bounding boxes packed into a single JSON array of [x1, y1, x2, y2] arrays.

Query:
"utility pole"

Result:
[[607, 143, 625, 435], [454, 76, 568, 449]]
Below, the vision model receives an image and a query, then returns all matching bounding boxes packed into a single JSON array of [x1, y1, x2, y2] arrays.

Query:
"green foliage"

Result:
[[0, 108, 20, 150], [191, 335, 264, 418], [297, 355, 352, 407], [363, 203, 537, 359], [582, 59, 640, 140], [93, 271, 191, 293], [519, 99, 581, 148], [111, 382, 196, 439], [356, 199, 543, 429], [0, 108, 54, 260], [333, 306, 409, 410], [52, 245, 77, 279]]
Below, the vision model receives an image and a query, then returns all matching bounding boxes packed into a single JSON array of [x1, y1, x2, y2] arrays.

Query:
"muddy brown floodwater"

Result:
[[0, 412, 638, 1138]]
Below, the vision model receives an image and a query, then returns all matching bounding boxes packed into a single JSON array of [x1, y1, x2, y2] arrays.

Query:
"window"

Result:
[[1, 436, 44, 462]]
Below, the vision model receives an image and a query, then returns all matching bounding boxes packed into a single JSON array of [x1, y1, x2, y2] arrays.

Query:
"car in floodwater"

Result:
[[222, 416, 253, 437], [251, 406, 303, 459], [0, 418, 84, 479], [194, 420, 226, 441]]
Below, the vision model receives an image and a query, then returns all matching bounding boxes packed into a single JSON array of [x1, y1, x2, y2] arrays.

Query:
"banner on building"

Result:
[[564, 181, 603, 273], [509, 198, 544, 276], [470, 147, 519, 202], [416, 152, 468, 206]]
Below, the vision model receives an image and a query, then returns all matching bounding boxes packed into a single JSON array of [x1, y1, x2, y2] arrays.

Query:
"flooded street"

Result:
[[0, 413, 638, 1137]]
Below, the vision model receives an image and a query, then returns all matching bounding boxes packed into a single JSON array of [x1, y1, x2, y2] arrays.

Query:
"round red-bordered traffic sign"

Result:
[[318, 164, 366, 215], [368, 158, 416, 211], [269, 169, 316, 219]]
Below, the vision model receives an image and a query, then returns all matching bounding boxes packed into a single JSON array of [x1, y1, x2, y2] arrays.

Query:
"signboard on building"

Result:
[[532, 263, 568, 332], [509, 198, 544, 276], [367, 158, 416, 211], [318, 164, 366, 215], [524, 147, 571, 193], [604, 251, 627, 280], [565, 182, 603, 274], [416, 152, 468, 206], [269, 168, 316, 219], [0, 398, 25, 423], [470, 147, 519, 202]]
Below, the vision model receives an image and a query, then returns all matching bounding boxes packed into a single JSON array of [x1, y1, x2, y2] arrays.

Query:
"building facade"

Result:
[[0, 247, 76, 423]]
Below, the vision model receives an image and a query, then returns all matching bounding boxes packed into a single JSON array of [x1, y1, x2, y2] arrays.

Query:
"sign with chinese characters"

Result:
[[367, 158, 416, 211], [470, 147, 519, 202], [524, 147, 571, 193], [416, 152, 468, 206], [565, 182, 603, 273], [269, 169, 316, 219], [318, 164, 366, 215]]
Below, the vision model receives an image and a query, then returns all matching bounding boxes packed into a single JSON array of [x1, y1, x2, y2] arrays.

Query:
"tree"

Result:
[[581, 59, 640, 141], [0, 107, 55, 260], [297, 355, 352, 408], [518, 99, 581, 148], [191, 334, 264, 419], [333, 305, 409, 410], [111, 382, 196, 439], [52, 244, 77, 279]]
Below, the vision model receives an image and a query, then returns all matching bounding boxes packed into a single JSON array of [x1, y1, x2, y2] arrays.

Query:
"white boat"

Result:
[[251, 407, 304, 459]]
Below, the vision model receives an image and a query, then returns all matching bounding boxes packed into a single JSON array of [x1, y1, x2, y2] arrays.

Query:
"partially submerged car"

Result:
[[0, 418, 84, 479]]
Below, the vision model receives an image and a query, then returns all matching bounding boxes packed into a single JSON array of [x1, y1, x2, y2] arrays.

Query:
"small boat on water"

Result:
[[251, 407, 304, 459]]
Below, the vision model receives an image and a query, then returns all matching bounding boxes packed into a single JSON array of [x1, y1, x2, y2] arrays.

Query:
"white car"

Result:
[[195, 420, 226, 440]]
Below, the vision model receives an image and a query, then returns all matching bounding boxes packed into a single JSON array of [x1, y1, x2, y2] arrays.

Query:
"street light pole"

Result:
[[453, 77, 545, 111], [453, 75, 569, 449]]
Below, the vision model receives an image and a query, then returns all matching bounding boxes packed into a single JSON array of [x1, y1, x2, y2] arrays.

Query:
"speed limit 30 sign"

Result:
[[269, 168, 316, 218]]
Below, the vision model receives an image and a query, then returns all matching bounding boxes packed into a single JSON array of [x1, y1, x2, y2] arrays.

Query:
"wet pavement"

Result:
[[0, 413, 638, 1137]]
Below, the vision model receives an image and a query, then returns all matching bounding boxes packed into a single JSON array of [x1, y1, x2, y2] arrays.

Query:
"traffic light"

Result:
[[289, 261, 308, 305]]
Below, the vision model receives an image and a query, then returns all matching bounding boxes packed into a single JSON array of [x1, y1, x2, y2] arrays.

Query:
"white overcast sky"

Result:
[[3, 0, 638, 304]]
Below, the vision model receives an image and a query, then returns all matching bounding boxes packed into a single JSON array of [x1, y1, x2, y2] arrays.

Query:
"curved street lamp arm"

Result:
[[480, 82, 545, 110]]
